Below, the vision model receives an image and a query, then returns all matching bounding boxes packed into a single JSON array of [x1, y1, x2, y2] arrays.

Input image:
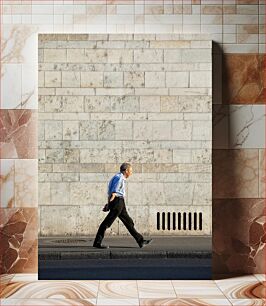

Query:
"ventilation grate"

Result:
[[157, 212, 203, 231]]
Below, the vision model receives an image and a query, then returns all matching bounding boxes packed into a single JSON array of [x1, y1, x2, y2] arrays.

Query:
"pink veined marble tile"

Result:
[[0, 110, 37, 159], [213, 199, 266, 275], [213, 149, 259, 198], [0, 159, 15, 207], [0, 208, 38, 274]]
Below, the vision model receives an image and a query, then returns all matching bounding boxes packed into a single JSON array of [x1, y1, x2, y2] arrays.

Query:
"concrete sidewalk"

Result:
[[38, 236, 212, 260]]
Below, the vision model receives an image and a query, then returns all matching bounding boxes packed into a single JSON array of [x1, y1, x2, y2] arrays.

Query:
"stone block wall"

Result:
[[38, 34, 212, 237]]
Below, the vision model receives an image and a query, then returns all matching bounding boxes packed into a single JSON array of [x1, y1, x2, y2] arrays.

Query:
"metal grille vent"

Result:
[[156, 212, 203, 231]]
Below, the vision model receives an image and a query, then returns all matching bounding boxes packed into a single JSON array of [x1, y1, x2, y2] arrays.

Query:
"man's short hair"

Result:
[[120, 163, 132, 173]]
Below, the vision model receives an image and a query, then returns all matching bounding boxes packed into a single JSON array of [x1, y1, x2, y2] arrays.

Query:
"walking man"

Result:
[[93, 163, 152, 249]]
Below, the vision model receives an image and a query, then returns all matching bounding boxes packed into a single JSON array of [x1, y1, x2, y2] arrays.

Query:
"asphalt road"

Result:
[[38, 258, 211, 280]]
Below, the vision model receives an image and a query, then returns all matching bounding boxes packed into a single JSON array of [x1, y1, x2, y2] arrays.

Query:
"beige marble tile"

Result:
[[1, 281, 99, 299], [137, 281, 176, 298], [215, 276, 264, 299], [15, 159, 38, 207], [98, 281, 138, 299], [96, 299, 139, 305], [139, 298, 232, 305], [229, 299, 266, 306], [172, 280, 225, 298], [0, 299, 96, 305], [0, 160, 15, 207]]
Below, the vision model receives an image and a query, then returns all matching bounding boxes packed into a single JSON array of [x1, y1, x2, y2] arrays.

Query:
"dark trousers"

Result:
[[93, 197, 143, 245]]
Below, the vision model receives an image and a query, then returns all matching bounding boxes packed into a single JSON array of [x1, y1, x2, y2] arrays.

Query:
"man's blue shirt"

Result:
[[108, 172, 126, 198]]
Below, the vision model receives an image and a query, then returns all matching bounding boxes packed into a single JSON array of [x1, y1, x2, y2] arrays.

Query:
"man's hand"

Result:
[[109, 193, 116, 202]]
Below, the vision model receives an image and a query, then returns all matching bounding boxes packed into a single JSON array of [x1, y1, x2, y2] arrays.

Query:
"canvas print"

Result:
[[37, 33, 212, 280]]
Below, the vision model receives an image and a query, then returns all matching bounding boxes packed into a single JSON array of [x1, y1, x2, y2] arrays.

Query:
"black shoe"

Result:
[[138, 239, 153, 248], [93, 243, 109, 249]]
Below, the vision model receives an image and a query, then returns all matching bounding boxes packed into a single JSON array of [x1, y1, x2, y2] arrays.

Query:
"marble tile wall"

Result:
[[0, 0, 265, 275], [38, 33, 212, 237]]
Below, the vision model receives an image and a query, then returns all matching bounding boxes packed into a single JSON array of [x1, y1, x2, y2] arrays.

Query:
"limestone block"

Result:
[[124, 71, 145, 88], [160, 96, 179, 112], [38, 120, 45, 141], [152, 121, 171, 140], [110, 96, 139, 112], [133, 121, 153, 140], [46, 149, 64, 163], [96, 88, 134, 96], [134, 49, 163, 63], [150, 40, 190, 49], [62, 71, 81, 88], [142, 183, 166, 205], [145, 72, 165, 88], [182, 49, 211, 63], [45, 71, 61, 87], [140, 96, 160, 112], [62, 173, 80, 182], [191, 149, 212, 164], [188, 173, 211, 183], [193, 183, 212, 205], [172, 121, 192, 140], [107, 49, 133, 63], [179, 163, 211, 173], [164, 49, 182, 63], [179, 95, 212, 112], [115, 121, 133, 140], [67, 49, 107, 63], [56, 88, 95, 96], [38, 183, 50, 205], [39, 71, 45, 87], [135, 88, 168, 96], [192, 121, 212, 140], [51, 182, 70, 205], [164, 183, 194, 205], [80, 149, 120, 163], [153, 150, 173, 163], [173, 150, 192, 163], [79, 121, 98, 140], [62, 96, 84, 113], [81, 72, 103, 88], [190, 71, 212, 88], [104, 72, 123, 88], [70, 182, 106, 205], [63, 121, 79, 140], [40, 206, 79, 236], [158, 173, 189, 183], [166, 72, 189, 88], [98, 120, 115, 140], [45, 121, 62, 140], [64, 148, 80, 163], [127, 182, 143, 206], [84, 96, 111, 112], [44, 49, 66, 62]]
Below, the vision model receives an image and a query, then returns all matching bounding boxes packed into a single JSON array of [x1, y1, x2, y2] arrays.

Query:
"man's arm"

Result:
[[108, 175, 122, 202]]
